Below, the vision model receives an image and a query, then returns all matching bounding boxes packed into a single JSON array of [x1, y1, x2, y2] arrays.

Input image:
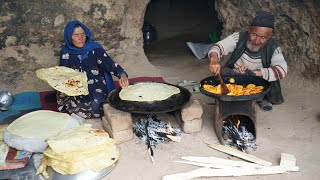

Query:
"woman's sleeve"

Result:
[[97, 49, 128, 78], [59, 53, 68, 67]]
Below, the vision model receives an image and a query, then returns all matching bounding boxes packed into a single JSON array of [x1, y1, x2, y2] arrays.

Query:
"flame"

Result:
[[236, 118, 240, 128], [227, 116, 241, 129]]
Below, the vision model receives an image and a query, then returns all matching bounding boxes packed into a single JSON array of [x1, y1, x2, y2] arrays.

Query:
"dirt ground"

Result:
[[97, 1, 320, 178], [86, 33, 320, 180], [5, 1, 319, 179]]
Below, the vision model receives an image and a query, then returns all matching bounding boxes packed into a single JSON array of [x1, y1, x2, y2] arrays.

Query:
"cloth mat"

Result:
[[0, 92, 41, 123], [40, 91, 58, 112]]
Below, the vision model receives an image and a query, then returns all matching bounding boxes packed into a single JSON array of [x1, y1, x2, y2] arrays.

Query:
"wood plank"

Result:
[[162, 165, 298, 180], [175, 160, 231, 169], [204, 141, 272, 166], [280, 153, 299, 171], [179, 156, 264, 168]]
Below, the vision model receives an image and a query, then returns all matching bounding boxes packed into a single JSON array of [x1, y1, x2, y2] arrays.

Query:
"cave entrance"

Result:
[[143, 0, 222, 61]]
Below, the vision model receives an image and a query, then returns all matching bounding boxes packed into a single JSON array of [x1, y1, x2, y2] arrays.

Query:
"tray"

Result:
[[46, 162, 116, 180]]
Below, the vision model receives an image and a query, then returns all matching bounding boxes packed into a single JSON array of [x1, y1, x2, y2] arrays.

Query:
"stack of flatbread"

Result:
[[4, 110, 81, 152], [37, 124, 119, 178], [36, 66, 89, 96]]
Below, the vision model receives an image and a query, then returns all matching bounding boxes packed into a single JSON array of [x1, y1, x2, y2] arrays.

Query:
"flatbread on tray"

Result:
[[36, 66, 89, 96], [119, 82, 180, 102]]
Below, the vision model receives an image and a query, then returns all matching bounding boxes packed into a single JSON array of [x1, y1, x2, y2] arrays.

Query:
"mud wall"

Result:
[[216, 0, 320, 85], [1, 0, 319, 93], [0, 0, 158, 93]]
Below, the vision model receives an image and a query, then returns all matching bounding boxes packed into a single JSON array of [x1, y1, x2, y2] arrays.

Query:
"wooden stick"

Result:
[[162, 165, 298, 180], [163, 153, 299, 180], [280, 153, 299, 171], [167, 135, 181, 143], [175, 160, 232, 169], [179, 156, 264, 168], [204, 141, 272, 166]]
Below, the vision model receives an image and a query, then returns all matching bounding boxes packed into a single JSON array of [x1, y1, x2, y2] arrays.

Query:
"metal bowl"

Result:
[[0, 91, 13, 111], [46, 163, 117, 180]]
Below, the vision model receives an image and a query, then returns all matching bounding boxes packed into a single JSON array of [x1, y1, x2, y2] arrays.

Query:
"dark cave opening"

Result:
[[143, 0, 222, 58]]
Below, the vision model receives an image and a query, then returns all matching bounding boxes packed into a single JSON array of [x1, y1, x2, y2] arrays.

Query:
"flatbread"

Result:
[[119, 82, 180, 102], [6, 110, 72, 139], [40, 124, 120, 175], [47, 124, 111, 154], [36, 66, 89, 96]]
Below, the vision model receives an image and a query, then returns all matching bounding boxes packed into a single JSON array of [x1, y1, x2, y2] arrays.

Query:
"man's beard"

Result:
[[246, 41, 262, 52]]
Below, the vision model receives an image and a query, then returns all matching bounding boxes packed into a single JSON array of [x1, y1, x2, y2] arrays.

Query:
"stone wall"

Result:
[[0, 0, 159, 93], [216, 0, 320, 86], [1, 0, 319, 93]]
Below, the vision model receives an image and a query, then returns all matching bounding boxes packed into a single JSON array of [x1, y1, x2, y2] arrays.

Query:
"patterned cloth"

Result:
[[57, 21, 127, 119], [208, 32, 287, 82], [57, 48, 127, 119]]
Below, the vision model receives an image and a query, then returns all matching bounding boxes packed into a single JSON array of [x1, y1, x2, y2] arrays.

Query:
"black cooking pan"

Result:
[[106, 82, 191, 114], [200, 75, 270, 101]]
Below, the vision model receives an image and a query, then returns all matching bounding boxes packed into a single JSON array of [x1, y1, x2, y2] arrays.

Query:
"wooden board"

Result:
[[204, 141, 272, 166]]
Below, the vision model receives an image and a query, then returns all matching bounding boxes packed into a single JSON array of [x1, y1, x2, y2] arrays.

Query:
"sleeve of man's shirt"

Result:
[[259, 47, 288, 82], [208, 32, 239, 60]]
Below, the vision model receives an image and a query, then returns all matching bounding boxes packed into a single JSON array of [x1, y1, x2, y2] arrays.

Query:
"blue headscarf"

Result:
[[61, 20, 103, 54]]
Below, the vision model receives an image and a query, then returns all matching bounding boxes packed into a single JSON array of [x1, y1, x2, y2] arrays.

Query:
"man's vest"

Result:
[[225, 31, 284, 104]]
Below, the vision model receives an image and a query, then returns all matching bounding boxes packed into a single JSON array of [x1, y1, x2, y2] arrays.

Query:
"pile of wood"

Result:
[[163, 142, 299, 180]]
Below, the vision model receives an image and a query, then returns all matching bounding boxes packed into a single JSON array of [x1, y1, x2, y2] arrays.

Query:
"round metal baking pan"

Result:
[[46, 162, 116, 180], [200, 75, 270, 101], [107, 82, 191, 114]]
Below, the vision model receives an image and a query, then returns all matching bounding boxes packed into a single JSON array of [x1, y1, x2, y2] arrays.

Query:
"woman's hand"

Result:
[[119, 74, 129, 89]]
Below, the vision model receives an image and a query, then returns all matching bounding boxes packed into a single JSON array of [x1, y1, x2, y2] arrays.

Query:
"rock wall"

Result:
[[216, 0, 320, 86], [1, 0, 319, 93], [0, 0, 159, 93]]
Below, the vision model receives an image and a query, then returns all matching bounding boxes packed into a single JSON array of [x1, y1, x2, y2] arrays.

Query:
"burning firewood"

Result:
[[222, 115, 257, 151], [133, 115, 182, 163]]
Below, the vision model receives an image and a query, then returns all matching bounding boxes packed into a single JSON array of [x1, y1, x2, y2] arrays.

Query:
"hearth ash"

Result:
[[222, 118, 257, 152], [133, 115, 181, 163]]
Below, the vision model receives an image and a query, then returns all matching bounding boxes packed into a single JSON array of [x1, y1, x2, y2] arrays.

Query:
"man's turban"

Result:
[[251, 11, 275, 29]]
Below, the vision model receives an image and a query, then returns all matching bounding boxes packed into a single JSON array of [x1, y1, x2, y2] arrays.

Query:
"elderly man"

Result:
[[208, 11, 288, 111]]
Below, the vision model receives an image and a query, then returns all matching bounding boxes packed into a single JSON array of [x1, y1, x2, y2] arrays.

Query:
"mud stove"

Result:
[[200, 75, 270, 151], [215, 100, 257, 151]]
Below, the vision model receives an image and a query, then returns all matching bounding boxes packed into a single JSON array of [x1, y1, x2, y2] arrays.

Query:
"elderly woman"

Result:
[[57, 20, 129, 118]]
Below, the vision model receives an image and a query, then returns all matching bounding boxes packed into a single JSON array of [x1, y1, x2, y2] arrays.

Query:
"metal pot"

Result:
[[200, 75, 270, 101], [142, 22, 157, 47], [0, 91, 13, 111]]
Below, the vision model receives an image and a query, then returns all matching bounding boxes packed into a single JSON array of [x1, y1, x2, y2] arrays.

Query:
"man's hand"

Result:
[[234, 66, 248, 74], [119, 74, 129, 88], [252, 69, 262, 77], [209, 52, 220, 76]]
